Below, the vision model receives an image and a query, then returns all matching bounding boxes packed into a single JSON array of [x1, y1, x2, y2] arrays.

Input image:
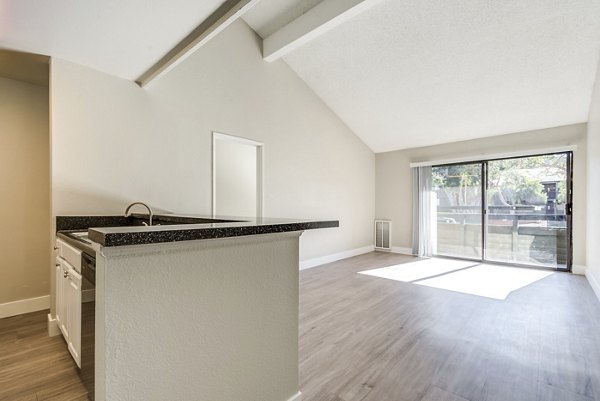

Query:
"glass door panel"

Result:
[[485, 154, 569, 269], [432, 163, 483, 260]]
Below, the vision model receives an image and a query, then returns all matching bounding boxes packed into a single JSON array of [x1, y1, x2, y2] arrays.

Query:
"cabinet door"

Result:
[[66, 266, 82, 368], [59, 260, 70, 339], [55, 258, 63, 328]]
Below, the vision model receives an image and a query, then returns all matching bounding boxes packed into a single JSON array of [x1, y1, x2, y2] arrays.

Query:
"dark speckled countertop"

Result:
[[56, 214, 339, 247]]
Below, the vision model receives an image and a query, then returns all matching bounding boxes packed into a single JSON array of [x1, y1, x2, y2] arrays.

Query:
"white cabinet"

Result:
[[55, 239, 82, 368], [65, 264, 82, 366], [55, 257, 63, 330]]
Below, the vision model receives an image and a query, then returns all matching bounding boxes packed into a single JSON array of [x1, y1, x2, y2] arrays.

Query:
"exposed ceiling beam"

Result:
[[263, 0, 384, 63], [136, 0, 261, 88]]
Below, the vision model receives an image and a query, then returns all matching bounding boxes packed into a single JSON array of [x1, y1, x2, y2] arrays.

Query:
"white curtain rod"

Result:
[[409, 145, 578, 168]]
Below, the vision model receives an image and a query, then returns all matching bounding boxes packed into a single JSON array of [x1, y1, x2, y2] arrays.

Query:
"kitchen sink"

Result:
[[70, 231, 90, 240]]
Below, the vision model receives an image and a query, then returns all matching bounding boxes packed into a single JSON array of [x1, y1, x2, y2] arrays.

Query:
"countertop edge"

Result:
[[89, 221, 339, 247], [56, 215, 339, 248]]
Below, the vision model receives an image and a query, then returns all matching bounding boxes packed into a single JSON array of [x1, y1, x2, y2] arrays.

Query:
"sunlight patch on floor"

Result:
[[359, 258, 555, 300], [415, 263, 554, 300], [358, 258, 477, 283]]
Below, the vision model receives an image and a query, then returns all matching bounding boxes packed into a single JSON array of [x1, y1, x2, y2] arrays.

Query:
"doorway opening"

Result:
[[212, 132, 263, 218], [431, 152, 572, 271]]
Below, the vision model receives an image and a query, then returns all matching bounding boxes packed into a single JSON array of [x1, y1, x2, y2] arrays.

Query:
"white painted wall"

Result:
[[95, 233, 301, 401], [586, 61, 600, 299], [0, 77, 50, 309], [50, 20, 375, 266], [214, 137, 258, 217], [376, 123, 587, 266]]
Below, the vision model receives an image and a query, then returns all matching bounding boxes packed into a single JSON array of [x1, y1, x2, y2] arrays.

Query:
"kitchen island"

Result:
[[56, 214, 338, 401]]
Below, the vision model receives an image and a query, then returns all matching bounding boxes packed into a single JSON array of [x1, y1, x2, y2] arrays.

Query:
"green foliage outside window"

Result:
[[432, 154, 567, 207]]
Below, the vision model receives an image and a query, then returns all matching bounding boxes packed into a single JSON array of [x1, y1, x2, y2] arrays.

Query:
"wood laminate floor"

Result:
[[299, 252, 600, 401], [1, 252, 600, 401], [0, 310, 87, 401]]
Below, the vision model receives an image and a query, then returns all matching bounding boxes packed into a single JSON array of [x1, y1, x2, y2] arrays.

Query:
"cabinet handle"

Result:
[[63, 271, 69, 278], [56, 263, 60, 267], [54, 246, 59, 250]]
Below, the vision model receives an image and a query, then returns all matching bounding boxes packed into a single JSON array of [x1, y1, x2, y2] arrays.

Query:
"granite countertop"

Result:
[[56, 214, 339, 247]]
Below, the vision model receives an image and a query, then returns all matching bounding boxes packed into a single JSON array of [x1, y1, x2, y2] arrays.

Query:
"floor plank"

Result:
[[0, 309, 87, 401], [421, 386, 470, 401], [537, 382, 594, 401]]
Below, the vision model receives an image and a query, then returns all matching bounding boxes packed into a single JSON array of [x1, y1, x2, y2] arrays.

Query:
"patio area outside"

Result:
[[432, 153, 569, 269]]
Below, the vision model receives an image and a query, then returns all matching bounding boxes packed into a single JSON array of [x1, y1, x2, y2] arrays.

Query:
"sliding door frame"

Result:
[[433, 151, 573, 272], [481, 161, 488, 263], [565, 151, 573, 272], [430, 161, 485, 263]]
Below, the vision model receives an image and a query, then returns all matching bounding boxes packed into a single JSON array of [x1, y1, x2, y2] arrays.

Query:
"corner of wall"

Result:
[[585, 53, 600, 302], [300, 245, 374, 270], [586, 268, 600, 302], [47, 313, 61, 336], [391, 246, 414, 256]]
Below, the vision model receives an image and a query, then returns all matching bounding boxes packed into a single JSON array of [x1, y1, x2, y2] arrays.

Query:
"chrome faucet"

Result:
[[124, 202, 154, 226]]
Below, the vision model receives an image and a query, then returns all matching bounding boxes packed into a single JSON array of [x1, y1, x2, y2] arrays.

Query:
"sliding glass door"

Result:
[[432, 163, 483, 261], [485, 154, 571, 269], [431, 152, 572, 271]]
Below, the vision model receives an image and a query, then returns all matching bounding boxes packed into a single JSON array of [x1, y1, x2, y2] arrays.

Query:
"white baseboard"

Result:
[[586, 268, 600, 302], [572, 264, 587, 275], [48, 313, 61, 337], [0, 295, 50, 319], [287, 391, 302, 401], [300, 245, 374, 270], [390, 246, 415, 256]]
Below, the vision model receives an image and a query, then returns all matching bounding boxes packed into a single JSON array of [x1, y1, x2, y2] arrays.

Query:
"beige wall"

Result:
[[0, 76, 50, 305], [587, 60, 600, 294], [50, 20, 375, 262], [376, 123, 587, 266]]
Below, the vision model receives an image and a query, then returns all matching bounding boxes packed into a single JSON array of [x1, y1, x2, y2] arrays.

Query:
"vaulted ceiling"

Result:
[[244, 0, 600, 152], [0, 0, 224, 80], [1, 0, 599, 152]]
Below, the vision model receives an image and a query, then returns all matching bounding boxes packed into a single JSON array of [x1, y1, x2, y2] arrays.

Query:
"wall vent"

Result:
[[375, 220, 392, 250]]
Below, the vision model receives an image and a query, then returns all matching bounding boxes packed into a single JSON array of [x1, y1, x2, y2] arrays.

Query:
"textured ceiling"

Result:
[[0, 0, 225, 80], [246, 0, 600, 152], [2, 0, 599, 152]]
